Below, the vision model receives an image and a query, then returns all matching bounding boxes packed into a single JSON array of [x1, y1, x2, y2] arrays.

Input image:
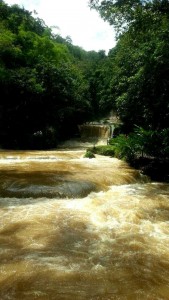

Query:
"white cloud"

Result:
[[5, 0, 116, 52]]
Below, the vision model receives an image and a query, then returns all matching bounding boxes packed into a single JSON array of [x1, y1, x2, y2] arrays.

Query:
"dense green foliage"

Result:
[[90, 0, 169, 130], [0, 0, 169, 160], [89, 0, 169, 161], [0, 1, 107, 148]]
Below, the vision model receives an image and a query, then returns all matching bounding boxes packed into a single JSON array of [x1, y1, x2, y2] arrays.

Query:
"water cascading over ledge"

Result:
[[78, 124, 112, 139]]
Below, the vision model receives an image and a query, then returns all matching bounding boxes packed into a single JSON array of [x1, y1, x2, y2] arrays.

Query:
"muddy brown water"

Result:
[[0, 145, 169, 299]]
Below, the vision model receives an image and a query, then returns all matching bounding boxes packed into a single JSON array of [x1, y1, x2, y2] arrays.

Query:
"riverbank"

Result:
[[130, 156, 169, 183], [58, 139, 169, 183]]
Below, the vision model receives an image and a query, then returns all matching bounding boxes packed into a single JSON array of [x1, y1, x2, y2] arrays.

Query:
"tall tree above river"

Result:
[[0, 0, 107, 149], [89, 0, 169, 133]]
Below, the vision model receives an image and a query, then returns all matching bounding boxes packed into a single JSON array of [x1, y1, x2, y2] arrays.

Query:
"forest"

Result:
[[0, 0, 169, 179]]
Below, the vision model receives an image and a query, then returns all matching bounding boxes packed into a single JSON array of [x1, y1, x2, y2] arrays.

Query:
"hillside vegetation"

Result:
[[0, 0, 169, 172]]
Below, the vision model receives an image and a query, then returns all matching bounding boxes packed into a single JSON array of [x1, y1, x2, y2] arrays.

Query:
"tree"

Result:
[[89, 0, 169, 37], [89, 0, 169, 132], [0, 1, 96, 148]]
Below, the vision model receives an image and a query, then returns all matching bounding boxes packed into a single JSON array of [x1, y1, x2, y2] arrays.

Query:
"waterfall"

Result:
[[78, 124, 111, 139]]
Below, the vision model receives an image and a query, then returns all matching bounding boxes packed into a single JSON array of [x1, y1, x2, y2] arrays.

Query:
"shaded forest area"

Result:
[[0, 0, 108, 149], [0, 0, 169, 177]]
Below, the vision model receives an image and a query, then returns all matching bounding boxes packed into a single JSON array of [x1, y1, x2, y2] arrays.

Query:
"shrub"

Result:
[[83, 150, 95, 158], [89, 145, 115, 157]]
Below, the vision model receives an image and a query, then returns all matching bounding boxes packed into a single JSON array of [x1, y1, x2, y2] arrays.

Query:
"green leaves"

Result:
[[110, 126, 169, 162], [0, 1, 95, 148], [89, 0, 148, 37]]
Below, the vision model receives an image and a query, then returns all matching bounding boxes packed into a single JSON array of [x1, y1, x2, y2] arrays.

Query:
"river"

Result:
[[0, 142, 169, 300]]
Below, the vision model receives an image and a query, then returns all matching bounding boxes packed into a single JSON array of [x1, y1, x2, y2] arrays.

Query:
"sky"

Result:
[[5, 0, 116, 53]]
